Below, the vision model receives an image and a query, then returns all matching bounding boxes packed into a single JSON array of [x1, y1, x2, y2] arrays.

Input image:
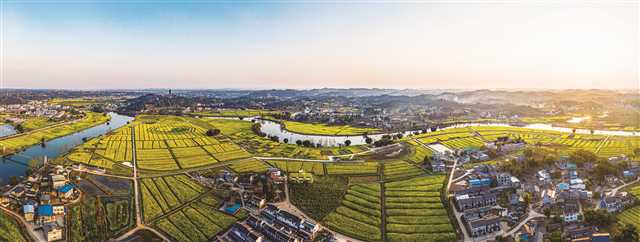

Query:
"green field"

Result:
[[282, 120, 380, 136], [265, 160, 326, 175], [153, 194, 238, 242], [323, 183, 383, 242], [290, 176, 349, 220], [140, 174, 204, 221], [411, 126, 640, 157], [65, 115, 252, 172], [0, 112, 110, 155], [0, 211, 27, 242], [385, 176, 456, 242], [382, 160, 425, 180], [192, 108, 278, 117]]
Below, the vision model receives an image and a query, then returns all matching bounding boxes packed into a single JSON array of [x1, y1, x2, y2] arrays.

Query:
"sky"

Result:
[[1, 1, 638, 90]]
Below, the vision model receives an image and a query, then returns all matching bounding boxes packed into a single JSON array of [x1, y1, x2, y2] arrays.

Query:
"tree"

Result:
[[614, 224, 639, 242], [302, 140, 312, 147], [544, 208, 552, 219], [269, 136, 279, 142], [365, 137, 373, 144], [570, 149, 598, 165], [296, 140, 303, 146], [344, 140, 351, 146], [547, 230, 563, 242], [584, 209, 617, 228], [495, 235, 509, 242], [206, 128, 221, 136], [15, 124, 24, 133], [423, 155, 432, 163], [634, 147, 640, 157]]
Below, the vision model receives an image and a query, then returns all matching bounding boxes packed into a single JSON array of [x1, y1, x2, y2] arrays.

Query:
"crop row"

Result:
[[323, 183, 383, 242], [384, 176, 455, 242]]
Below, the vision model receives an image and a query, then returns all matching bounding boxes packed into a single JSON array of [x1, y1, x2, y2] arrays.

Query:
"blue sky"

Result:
[[2, 1, 638, 89]]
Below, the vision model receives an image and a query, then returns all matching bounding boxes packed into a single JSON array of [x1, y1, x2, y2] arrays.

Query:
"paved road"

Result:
[[131, 127, 142, 226], [609, 177, 640, 196], [501, 209, 544, 237]]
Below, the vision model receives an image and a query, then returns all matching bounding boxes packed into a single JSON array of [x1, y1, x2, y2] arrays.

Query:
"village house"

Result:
[[38, 204, 55, 224], [221, 222, 263, 242], [50, 175, 67, 189], [57, 183, 76, 199], [563, 200, 581, 223], [600, 193, 634, 213], [43, 223, 63, 242], [23, 204, 35, 222], [455, 192, 498, 211], [466, 215, 501, 237]]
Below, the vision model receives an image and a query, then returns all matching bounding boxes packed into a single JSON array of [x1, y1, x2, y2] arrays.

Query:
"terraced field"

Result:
[[384, 176, 456, 242], [323, 183, 383, 242], [326, 162, 379, 175], [618, 206, 640, 231], [383, 160, 424, 180]]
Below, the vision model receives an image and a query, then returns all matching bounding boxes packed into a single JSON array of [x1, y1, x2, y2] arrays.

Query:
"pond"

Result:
[[0, 124, 17, 138], [0, 112, 133, 186]]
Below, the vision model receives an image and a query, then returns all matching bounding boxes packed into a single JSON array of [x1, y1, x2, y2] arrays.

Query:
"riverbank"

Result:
[[0, 112, 111, 156]]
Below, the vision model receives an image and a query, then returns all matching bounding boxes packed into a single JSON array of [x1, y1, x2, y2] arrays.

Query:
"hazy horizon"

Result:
[[2, 1, 638, 90]]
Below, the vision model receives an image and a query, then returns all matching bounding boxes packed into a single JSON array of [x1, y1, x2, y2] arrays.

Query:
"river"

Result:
[[208, 117, 640, 148], [0, 113, 133, 186], [0, 124, 17, 138]]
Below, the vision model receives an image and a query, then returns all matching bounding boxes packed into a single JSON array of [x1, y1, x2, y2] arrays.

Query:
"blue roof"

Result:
[[23, 205, 34, 214], [38, 204, 53, 216], [58, 183, 75, 193], [557, 183, 570, 190], [469, 178, 492, 187]]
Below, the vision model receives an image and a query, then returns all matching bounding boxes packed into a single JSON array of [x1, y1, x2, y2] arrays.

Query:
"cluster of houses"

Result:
[[0, 101, 75, 123], [1, 165, 79, 242], [538, 162, 596, 223], [220, 204, 320, 242], [451, 165, 522, 237]]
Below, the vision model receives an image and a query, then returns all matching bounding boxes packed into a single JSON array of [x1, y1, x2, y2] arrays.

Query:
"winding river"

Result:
[[209, 117, 640, 148], [0, 113, 133, 186]]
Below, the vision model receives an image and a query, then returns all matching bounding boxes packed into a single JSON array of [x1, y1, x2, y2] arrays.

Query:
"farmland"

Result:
[[192, 108, 278, 117], [411, 126, 640, 157], [384, 176, 456, 242], [326, 162, 379, 176], [205, 118, 371, 159], [323, 183, 383, 242], [382, 160, 425, 180], [264, 160, 326, 175], [290, 176, 349, 220], [153, 194, 238, 242], [65, 115, 252, 173], [140, 174, 205, 221], [0, 211, 27, 242], [618, 206, 640, 231], [282, 120, 380, 135], [0, 112, 110, 155]]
